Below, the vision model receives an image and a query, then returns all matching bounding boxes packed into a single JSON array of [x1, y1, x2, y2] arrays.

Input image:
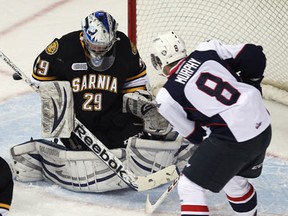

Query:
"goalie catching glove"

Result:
[[123, 90, 172, 136]]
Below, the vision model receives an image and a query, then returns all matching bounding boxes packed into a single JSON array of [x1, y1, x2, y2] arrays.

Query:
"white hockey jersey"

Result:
[[156, 40, 271, 143]]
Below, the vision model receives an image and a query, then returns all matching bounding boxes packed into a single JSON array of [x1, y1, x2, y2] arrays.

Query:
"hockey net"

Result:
[[128, 0, 288, 106]]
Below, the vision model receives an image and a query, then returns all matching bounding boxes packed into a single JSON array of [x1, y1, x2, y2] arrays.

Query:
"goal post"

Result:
[[128, 0, 137, 46], [128, 0, 288, 105]]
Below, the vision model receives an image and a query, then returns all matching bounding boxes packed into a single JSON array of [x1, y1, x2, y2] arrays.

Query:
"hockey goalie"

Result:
[[10, 81, 195, 192]]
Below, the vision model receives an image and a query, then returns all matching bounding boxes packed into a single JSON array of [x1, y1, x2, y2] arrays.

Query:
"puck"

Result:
[[12, 73, 22, 80]]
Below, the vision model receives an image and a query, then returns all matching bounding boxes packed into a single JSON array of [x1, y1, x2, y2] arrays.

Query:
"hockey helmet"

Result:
[[81, 10, 118, 70], [150, 31, 187, 71]]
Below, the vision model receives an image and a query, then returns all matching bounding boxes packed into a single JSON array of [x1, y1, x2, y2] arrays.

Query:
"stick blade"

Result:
[[136, 165, 179, 191]]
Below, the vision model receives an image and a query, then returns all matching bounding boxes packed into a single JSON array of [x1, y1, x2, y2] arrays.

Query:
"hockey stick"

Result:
[[0, 50, 179, 191], [145, 175, 180, 213], [73, 118, 179, 191]]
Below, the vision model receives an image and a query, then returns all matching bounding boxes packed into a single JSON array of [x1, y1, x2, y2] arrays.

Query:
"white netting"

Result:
[[134, 0, 288, 104]]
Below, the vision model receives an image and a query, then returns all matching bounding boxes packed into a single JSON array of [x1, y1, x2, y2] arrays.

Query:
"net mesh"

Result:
[[134, 0, 288, 96]]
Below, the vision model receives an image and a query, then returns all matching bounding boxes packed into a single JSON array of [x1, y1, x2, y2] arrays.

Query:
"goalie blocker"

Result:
[[39, 81, 74, 138], [10, 134, 193, 193]]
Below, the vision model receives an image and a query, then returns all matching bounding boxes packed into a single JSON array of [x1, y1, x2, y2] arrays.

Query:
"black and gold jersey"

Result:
[[32, 30, 147, 143]]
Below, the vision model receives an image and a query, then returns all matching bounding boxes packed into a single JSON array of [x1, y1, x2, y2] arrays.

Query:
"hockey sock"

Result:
[[178, 175, 209, 216], [226, 183, 257, 215]]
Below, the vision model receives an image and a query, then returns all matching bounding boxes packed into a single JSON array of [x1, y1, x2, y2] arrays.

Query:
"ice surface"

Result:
[[0, 0, 287, 215]]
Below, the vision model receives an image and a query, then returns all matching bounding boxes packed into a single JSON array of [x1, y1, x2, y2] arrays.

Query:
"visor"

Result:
[[87, 45, 116, 71], [150, 53, 162, 70], [85, 40, 115, 56]]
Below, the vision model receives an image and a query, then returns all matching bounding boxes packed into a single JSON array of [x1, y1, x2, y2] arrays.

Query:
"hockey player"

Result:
[[10, 12, 193, 193], [150, 31, 271, 216], [0, 157, 13, 216]]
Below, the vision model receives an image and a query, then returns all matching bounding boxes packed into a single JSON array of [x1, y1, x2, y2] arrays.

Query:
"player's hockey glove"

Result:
[[226, 44, 266, 94]]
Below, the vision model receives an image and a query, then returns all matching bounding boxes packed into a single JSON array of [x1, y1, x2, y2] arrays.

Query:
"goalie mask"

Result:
[[150, 31, 187, 71], [82, 11, 118, 71]]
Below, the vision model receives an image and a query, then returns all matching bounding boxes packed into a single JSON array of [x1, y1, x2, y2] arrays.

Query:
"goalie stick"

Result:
[[145, 175, 180, 213], [0, 50, 179, 191]]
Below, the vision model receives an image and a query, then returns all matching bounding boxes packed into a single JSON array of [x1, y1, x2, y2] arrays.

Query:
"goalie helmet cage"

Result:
[[128, 0, 288, 105]]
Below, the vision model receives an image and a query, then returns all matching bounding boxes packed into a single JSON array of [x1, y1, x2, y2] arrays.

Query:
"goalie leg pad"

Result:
[[10, 140, 43, 182], [41, 150, 129, 192], [11, 139, 129, 192], [126, 136, 181, 176]]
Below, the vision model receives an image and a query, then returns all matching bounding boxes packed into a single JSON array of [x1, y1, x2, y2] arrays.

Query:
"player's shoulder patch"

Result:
[[130, 41, 138, 55], [45, 40, 59, 55]]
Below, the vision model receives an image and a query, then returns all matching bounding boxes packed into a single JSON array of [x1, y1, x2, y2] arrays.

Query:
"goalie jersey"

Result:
[[156, 39, 271, 143], [32, 30, 148, 148]]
